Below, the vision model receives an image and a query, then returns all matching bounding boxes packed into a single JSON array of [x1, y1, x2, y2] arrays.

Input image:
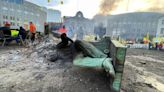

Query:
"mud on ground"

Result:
[[122, 49, 164, 92], [0, 37, 112, 92], [0, 38, 164, 92]]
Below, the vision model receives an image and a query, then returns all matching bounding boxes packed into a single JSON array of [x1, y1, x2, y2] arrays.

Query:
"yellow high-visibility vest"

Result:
[[11, 30, 19, 37]]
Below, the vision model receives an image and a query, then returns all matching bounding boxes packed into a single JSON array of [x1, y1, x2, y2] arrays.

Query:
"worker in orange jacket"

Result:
[[29, 22, 36, 42], [5, 22, 11, 28], [59, 25, 68, 34]]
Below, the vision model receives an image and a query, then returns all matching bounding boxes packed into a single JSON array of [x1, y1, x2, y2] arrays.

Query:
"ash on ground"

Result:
[[0, 36, 164, 92], [0, 36, 111, 92]]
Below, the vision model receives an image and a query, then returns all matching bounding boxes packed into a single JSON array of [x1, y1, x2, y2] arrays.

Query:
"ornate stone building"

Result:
[[64, 11, 94, 40]]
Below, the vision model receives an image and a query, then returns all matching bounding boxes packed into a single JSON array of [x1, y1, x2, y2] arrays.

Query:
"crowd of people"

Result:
[[0, 21, 37, 44], [0, 21, 74, 48]]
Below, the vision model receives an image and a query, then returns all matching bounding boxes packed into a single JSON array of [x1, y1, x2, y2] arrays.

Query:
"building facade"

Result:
[[157, 17, 164, 37], [0, 0, 47, 32], [47, 9, 61, 23], [105, 12, 164, 40], [64, 11, 94, 40]]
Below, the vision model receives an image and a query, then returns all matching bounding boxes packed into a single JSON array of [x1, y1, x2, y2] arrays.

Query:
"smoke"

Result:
[[99, 0, 121, 15], [99, 0, 164, 15]]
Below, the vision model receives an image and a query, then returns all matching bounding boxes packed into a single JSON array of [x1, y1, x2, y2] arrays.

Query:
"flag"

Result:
[[60, 1, 64, 5], [48, 0, 52, 3], [147, 32, 150, 40]]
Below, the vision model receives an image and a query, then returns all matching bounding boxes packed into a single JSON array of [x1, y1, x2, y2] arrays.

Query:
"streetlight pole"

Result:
[[77, 0, 79, 12], [126, 0, 130, 11]]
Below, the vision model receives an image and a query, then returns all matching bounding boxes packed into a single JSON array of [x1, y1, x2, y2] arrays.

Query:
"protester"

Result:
[[59, 25, 68, 34], [57, 33, 73, 49], [44, 23, 49, 35], [0, 22, 11, 35], [29, 22, 36, 42], [158, 42, 163, 50], [19, 26, 27, 40], [5, 22, 11, 28]]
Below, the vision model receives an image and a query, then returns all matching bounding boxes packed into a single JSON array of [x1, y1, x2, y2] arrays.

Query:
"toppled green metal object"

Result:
[[73, 57, 115, 77], [110, 40, 127, 92], [74, 40, 107, 58], [73, 37, 127, 92]]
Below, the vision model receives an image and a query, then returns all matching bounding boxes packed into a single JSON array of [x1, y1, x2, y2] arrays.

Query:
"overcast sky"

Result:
[[25, 0, 101, 19], [25, 0, 164, 18]]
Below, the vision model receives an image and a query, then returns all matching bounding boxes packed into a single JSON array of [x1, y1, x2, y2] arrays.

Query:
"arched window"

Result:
[[76, 11, 84, 18]]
